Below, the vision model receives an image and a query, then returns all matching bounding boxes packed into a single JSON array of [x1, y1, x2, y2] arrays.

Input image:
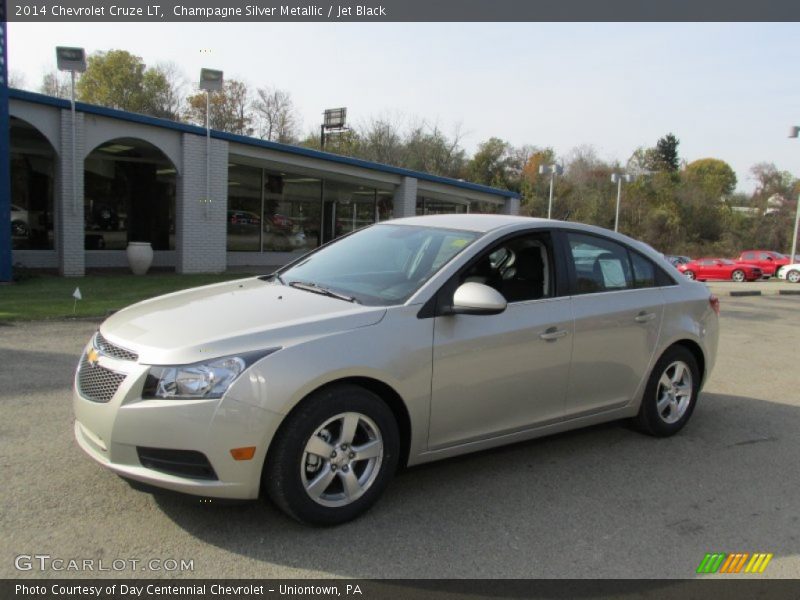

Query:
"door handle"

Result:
[[539, 327, 568, 341], [635, 312, 656, 323]]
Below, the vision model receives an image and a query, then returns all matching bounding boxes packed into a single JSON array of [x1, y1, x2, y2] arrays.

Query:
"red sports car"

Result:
[[677, 258, 762, 282], [736, 250, 790, 277]]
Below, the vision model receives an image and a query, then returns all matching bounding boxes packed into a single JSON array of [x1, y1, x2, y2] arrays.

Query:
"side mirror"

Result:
[[449, 282, 507, 316], [766, 256, 774, 261]]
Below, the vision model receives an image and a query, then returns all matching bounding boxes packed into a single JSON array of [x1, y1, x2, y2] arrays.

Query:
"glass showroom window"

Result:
[[227, 163, 263, 252], [416, 196, 469, 215], [264, 171, 322, 253], [324, 179, 379, 238], [9, 117, 55, 250], [84, 138, 176, 251]]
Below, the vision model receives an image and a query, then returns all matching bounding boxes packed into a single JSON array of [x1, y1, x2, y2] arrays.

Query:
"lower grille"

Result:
[[77, 358, 126, 403], [136, 447, 218, 480]]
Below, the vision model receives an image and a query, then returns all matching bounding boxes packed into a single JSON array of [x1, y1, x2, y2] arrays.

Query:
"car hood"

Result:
[[99, 277, 386, 365]]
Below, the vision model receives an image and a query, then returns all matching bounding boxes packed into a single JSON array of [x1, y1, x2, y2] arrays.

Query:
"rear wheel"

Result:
[[683, 270, 696, 280], [788, 270, 800, 283], [731, 269, 746, 282], [264, 384, 399, 526], [635, 346, 700, 437]]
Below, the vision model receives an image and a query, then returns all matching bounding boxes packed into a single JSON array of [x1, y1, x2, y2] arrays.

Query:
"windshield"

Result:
[[276, 224, 480, 306]]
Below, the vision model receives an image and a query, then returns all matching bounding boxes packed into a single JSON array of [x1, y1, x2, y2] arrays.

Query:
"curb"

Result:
[[729, 291, 761, 297], [779, 289, 800, 296]]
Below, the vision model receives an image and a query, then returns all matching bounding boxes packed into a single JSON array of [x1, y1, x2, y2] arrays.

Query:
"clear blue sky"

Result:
[[8, 22, 800, 193]]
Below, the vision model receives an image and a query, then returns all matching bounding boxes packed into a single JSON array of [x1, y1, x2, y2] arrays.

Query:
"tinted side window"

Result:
[[631, 252, 656, 288], [567, 233, 632, 294], [460, 233, 553, 303], [743, 252, 756, 260]]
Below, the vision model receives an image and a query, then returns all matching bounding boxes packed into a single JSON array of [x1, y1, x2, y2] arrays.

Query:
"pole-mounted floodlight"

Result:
[[199, 69, 223, 218], [56, 47, 86, 217], [321, 107, 347, 150], [788, 126, 800, 264], [538, 164, 563, 219], [610, 172, 634, 233]]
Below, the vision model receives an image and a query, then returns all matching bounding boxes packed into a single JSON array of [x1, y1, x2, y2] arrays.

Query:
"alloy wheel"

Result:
[[656, 361, 693, 424], [300, 412, 384, 508]]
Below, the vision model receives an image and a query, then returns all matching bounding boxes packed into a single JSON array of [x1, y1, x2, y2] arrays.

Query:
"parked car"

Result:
[[776, 263, 800, 283], [665, 255, 691, 267], [73, 215, 719, 525], [736, 250, 790, 277], [10, 203, 29, 237], [678, 258, 762, 282], [228, 210, 261, 227]]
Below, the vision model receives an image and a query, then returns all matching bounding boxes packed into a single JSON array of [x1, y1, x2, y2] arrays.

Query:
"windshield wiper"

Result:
[[288, 281, 360, 304]]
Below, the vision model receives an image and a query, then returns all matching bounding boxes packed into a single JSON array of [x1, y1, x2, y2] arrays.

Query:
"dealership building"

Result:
[[6, 88, 520, 277]]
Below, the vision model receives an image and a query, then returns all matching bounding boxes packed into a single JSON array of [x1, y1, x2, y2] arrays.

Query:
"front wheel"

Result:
[[635, 346, 700, 437], [264, 384, 400, 526], [788, 270, 800, 284], [731, 269, 746, 282]]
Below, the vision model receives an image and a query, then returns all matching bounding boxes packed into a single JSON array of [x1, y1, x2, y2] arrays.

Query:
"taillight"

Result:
[[709, 294, 720, 315]]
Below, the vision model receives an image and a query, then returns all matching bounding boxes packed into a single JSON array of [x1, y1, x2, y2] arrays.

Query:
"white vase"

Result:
[[126, 242, 154, 275]]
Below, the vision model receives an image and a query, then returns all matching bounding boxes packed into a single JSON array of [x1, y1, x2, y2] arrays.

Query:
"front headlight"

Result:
[[142, 349, 279, 400]]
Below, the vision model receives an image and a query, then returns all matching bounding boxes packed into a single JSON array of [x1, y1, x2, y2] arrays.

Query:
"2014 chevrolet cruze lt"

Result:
[[74, 215, 719, 525]]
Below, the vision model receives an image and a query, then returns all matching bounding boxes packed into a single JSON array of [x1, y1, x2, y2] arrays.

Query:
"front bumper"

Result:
[[73, 346, 284, 500]]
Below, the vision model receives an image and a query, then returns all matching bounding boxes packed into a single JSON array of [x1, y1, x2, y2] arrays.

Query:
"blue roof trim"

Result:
[[9, 88, 519, 199]]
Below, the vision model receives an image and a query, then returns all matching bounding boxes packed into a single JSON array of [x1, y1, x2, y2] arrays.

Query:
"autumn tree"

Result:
[[76, 50, 180, 119], [684, 158, 737, 199], [185, 79, 253, 135], [253, 86, 299, 142], [466, 138, 514, 190], [39, 70, 71, 99]]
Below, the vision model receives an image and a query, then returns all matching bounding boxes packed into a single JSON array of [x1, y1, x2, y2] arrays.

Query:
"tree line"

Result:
[[28, 49, 799, 258]]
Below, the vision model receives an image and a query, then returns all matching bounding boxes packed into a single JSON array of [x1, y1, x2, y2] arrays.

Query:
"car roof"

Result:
[[388, 214, 550, 233]]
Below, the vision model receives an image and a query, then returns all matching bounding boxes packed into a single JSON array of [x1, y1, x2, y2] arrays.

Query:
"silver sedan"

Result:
[[73, 215, 719, 525]]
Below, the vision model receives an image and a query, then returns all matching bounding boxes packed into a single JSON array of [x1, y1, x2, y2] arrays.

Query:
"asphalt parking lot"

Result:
[[1, 291, 799, 579]]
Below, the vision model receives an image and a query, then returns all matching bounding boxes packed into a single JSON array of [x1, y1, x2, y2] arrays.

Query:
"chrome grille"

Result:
[[77, 357, 127, 403], [95, 332, 138, 362]]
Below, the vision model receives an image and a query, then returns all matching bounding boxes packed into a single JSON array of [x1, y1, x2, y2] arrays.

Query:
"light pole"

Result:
[[56, 47, 87, 216], [610, 172, 634, 232], [199, 69, 223, 218], [539, 164, 563, 219], [788, 126, 800, 264]]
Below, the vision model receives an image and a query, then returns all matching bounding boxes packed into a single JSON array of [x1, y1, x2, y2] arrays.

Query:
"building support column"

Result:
[[502, 196, 521, 216], [176, 133, 228, 273], [392, 176, 418, 218], [57, 110, 85, 277]]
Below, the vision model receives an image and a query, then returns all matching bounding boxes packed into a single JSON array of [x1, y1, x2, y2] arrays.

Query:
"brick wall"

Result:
[[393, 176, 418, 218], [177, 133, 228, 273], [58, 110, 85, 276]]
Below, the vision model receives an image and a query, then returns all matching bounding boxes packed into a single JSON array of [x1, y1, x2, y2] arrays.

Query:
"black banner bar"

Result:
[[6, 0, 800, 22], [4, 580, 800, 600]]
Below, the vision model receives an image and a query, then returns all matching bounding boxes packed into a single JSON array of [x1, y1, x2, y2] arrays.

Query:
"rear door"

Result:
[[562, 231, 665, 417]]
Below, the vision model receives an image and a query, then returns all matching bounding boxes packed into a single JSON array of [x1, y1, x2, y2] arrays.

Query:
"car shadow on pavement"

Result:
[[152, 391, 800, 578]]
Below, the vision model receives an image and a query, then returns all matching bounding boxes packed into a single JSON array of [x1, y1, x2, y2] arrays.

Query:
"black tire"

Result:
[[731, 269, 745, 282], [264, 383, 399, 526], [635, 345, 700, 437], [683, 270, 695, 280], [788, 270, 800, 284]]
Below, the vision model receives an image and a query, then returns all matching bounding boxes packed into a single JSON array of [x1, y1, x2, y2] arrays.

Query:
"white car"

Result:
[[776, 263, 800, 283], [10, 203, 29, 237], [73, 215, 719, 525]]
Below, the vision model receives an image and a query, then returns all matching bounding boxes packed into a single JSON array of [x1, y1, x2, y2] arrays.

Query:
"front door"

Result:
[[428, 232, 574, 449]]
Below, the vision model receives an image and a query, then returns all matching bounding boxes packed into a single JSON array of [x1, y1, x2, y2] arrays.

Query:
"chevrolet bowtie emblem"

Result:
[[87, 348, 99, 367]]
